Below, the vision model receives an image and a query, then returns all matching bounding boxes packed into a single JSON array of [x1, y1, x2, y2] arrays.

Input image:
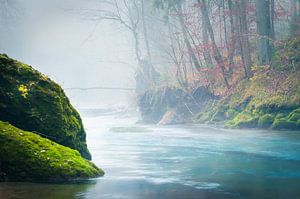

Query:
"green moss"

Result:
[[0, 54, 91, 159], [288, 112, 300, 121], [0, 121, 104, 182], [258, 114, 275, 128], [194, 65, 300, 130], [288, 109, 300, 122], [275, 113, 287, 119], [292, 108, 300, 113], [226, 111, 259, 128], [194, 111, 212, 123], [192, 38, 300, 130], [271, 118, 299, 130], [195, 100, 232, 124]]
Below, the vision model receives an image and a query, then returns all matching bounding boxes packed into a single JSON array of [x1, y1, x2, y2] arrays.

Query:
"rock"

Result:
[[0, 121, 104, 182], [138, 86, 216, 124], [226, 111, 259, 128], [258, 114, 275, 128], [288, 111, 300, 122], [271, 118, 298, 130], [158, 109, 182, 125], [0, 54, 91, 159]]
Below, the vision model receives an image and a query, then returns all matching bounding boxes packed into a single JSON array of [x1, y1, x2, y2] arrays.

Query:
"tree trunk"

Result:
[[256, 0, 272, 65], [237, 0, 253, 78], [227, 0, 236, 75], [199, 0, 230, 88], [202, 13, 213, 67], [141, 0, 152, 63], [177, 3, 202, 72], [270, 0, 275, 39], [291, 0, 300, 36]]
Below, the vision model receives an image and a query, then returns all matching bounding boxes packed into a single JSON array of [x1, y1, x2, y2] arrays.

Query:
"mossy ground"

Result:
[[0, 54, 91, 159], [194, 70, 300, 130], [213, 38, 300, 130], [0, 121, 104, 182]]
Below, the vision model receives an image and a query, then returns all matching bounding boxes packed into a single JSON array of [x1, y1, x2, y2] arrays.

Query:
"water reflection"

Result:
[[0, 181, 96, 199]]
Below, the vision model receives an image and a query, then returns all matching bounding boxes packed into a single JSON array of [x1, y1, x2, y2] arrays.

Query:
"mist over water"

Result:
[[1, 1, 300, 199], [1, 112, 300, 199]]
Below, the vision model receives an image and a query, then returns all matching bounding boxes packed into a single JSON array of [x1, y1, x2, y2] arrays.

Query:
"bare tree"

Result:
[[198, 0, 230, 88]]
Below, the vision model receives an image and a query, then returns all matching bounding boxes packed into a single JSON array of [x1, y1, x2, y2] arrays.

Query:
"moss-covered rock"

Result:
[[275, 113, 287, 119], [289, 112, 300, 122], [271, 118, 299, 130], [0, 121, 104, 182], [194, 65, 300, 130], [0, 54, 91, 159], [288, 109, 300, 122], [226, 111, 259, 128], [258, 114, 275, 128]]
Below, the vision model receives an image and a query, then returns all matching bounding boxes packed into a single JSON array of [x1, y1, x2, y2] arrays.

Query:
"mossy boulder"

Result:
[[0, 121, 104, 182], [0, 54, 91, 159], [271, 118, 299, 130], [234, 117, 258, 128], [226, 111, 259, 128], [288, 109, 300, 122], [275, 113, 287, 119], [258, 114, 275, 128]]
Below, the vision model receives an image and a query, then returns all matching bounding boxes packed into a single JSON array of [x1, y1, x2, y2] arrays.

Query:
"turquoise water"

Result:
[[1, 113, 300, 199]]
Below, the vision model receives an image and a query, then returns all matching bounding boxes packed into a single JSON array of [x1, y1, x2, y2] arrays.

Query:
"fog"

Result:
[[0, 0, 136, 108]]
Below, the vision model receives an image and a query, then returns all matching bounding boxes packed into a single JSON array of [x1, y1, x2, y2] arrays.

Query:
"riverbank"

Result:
[[194, 69, 300, 130], [138, 69, 300, 130]]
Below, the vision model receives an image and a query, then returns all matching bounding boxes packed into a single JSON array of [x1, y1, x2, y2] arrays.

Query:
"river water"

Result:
[[1, 112, 300, 199]]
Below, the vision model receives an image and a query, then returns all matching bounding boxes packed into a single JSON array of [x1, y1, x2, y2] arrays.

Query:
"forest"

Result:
[[0, 0, 300, 198], [85, 0, 300, 90], [84, 0, 300, 129]]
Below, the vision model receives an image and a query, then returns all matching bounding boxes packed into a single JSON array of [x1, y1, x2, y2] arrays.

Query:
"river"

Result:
[[1, 111, 300, 199]]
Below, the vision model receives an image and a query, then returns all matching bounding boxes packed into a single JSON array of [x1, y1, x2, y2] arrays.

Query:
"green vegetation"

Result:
[[0, 54, 91, 159], [194, 45, 300, 130], [258, 114, 275, 128], [0, 121, 104, 182], [194, 72, 300, 130], [226, 111, 259, 129]]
